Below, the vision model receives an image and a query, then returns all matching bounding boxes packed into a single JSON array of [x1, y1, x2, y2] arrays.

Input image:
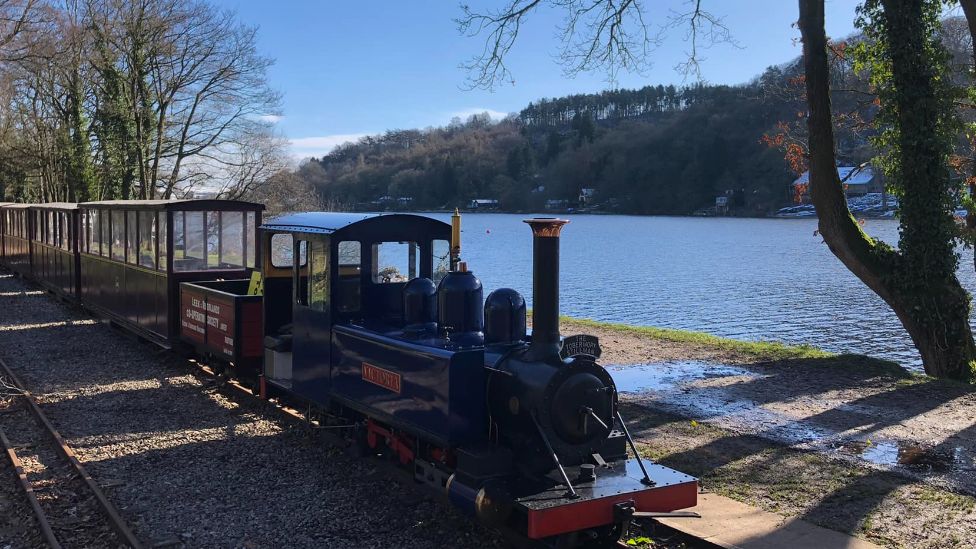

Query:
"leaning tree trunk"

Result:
[[798, 0, 976, 380]]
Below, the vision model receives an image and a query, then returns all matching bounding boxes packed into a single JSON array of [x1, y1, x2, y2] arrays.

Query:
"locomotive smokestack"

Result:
[[524, 218, 569, 360]]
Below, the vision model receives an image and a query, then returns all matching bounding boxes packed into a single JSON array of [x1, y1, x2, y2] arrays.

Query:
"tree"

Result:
[[0, 0, 280, 202], [459, 0, 976, 379]]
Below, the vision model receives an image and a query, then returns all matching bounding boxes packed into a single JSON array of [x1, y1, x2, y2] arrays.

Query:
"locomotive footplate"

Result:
[[514, 458, 698, 539]]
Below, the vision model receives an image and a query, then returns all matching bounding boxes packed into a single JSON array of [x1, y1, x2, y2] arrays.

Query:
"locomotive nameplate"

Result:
[[361, 362, 402, 394], [560, 334, 602, 360]]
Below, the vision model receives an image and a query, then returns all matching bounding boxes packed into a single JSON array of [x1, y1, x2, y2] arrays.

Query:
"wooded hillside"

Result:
[[297, 62, 877, 215]]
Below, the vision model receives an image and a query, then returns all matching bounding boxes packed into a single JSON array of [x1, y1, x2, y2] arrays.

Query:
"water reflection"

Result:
[[608, 361, 755, 393], [609, 360, 976, 480], [833, 440, 968, 472]]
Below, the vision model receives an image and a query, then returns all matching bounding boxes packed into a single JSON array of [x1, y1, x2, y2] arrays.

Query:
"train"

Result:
[[0, 199, 698, 547]]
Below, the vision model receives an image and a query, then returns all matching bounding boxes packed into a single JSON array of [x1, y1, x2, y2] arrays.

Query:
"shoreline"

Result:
[[356, 208, 904, 221]]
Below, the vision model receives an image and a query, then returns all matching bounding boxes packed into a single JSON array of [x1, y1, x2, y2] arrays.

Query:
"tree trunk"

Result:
[[958, 0, 976, 272], [798, 0, 976, 379]]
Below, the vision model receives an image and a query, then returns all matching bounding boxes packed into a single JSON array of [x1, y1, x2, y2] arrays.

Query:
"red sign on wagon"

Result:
[[361, 362, 402, 394]]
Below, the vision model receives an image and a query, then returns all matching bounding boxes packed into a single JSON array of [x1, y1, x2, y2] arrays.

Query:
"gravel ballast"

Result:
[[0, 273, 505, 548]]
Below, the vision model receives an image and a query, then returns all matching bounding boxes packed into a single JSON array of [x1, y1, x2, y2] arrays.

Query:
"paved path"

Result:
[[657, 493, 880, 549]]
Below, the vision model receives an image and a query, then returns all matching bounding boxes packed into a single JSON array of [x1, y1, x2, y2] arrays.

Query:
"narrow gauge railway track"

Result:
[[0, 357, 142, 549]]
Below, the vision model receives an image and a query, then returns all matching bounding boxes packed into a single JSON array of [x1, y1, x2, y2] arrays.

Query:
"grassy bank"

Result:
[[562, 315, 830, 360], [560, 315, 910, 377]]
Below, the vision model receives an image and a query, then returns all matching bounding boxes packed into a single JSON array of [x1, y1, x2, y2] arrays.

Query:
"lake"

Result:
[[427, 212, 976, 370]]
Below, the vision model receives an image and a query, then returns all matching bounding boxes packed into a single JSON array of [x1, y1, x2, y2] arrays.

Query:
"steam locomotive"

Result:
[[0, 201, 698, 547]]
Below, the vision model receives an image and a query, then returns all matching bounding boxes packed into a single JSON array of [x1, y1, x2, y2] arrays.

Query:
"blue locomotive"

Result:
[[0, 200, 698, 546], [181, 211, 698, 545]]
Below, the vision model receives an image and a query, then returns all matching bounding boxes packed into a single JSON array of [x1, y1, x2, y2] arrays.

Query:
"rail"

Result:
[[0, 356, 143, 548]]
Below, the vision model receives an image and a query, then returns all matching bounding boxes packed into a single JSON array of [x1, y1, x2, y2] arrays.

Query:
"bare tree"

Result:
[[206, 126, 289, 200], [457, 0, 737, 89], [87, 0, 280, 198]]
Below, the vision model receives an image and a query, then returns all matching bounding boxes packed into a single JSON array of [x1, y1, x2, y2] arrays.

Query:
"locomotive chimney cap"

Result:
[[524, 218, 569, 238]]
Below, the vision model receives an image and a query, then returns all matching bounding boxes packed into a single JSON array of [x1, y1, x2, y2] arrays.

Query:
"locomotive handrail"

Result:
[[616, 410, 655, 486]]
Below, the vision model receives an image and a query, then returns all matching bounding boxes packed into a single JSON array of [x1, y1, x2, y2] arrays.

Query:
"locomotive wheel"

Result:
[[344, 428, 370, 459]]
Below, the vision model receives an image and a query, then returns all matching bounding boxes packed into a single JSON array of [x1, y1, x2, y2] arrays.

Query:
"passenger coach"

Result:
[[0, 202, 16, 267], [1, 203, 33, 276], [78, 199, 263, 345], [29, 202, 81, 299]]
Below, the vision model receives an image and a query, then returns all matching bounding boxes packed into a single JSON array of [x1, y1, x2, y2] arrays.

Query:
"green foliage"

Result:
[[851, 0, 976, 380], [853, 1, 961, 277]]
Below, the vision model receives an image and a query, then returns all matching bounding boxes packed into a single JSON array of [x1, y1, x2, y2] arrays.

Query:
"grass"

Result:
[[560, 314, 911, 377], [561, 315, 831, 360]]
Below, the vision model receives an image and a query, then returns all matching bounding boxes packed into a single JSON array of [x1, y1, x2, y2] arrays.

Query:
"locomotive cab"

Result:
[[257, 213, 461, 407]]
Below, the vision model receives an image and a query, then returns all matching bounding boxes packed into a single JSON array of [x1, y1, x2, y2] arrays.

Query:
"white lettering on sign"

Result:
[[185, 308, 205, 323], [180, 319, 205, 335]]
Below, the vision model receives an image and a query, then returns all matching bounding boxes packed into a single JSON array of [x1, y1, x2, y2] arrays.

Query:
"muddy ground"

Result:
[[560, 318, 976, 548]]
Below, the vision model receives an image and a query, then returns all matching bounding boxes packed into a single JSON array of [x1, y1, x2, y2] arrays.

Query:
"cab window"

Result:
[[272, 233, 306, 269], [371, 241, 419, 283], [295, 240, 309, 306], [432, 239, 450, 283], [337, 241, 361, 313], [309, 240, 329, 312]]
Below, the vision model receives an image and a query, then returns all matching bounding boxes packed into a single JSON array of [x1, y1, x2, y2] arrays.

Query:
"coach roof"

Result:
[[79, 199, 264, 211]]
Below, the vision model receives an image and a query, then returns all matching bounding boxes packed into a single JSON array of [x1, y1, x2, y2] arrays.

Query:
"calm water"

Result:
[[428, 213, 976, 370]]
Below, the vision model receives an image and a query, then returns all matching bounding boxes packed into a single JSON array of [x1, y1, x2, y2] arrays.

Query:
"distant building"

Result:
[[546, 199, 570, 211], [579, 188, 596, 205], [468, 199, 499, 209], [715, 195, 729, 215], [792, 166, 882, 203]]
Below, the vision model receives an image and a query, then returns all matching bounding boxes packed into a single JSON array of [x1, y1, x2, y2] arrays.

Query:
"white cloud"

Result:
[[286, 109, 510, 160], [288, 133, 369, 159], [259, 114, 283, 124], [447, 107, 510, 122]]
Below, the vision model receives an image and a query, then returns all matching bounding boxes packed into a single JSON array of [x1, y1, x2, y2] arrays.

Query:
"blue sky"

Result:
[[216, 0, 867, 159]]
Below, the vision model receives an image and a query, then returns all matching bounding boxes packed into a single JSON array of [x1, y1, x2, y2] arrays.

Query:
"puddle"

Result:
[[607, 361, 830, 445], [607, 361, 756, 393], [606, 361, 976, 482], [834, 440, 968, 472]]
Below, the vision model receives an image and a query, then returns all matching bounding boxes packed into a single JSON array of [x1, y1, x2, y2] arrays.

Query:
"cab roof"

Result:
[[261, 212, 450, 237]]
